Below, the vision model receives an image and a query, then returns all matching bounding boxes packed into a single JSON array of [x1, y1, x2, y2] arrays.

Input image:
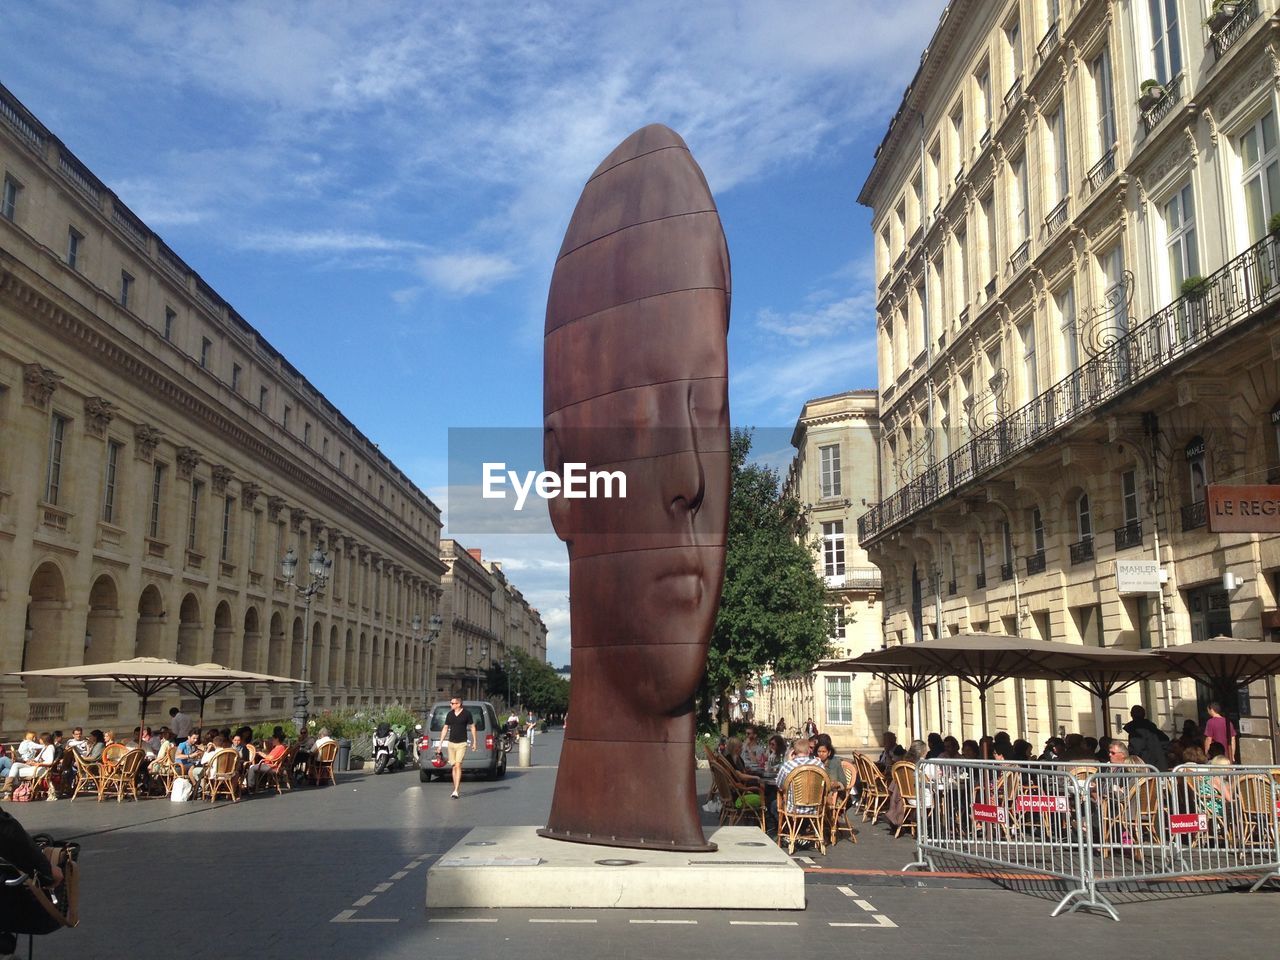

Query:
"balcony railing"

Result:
[[1003, 77, 1023, 113], [958, 306, 970, 327], [1212, 0, 1258, 62], [858, 230, 1280, 546], [1037, 23, 1060, 63], [1044, 197, 1069, 237], [0, 83, 44, 148], [1085, 149, 1115, 195], [1069, 537, 1094, 565], [1000, 561, 1014, 582], [1141, 73, 1184, 135], [1181, 499, 1207, 531], [1025, 550, 1047, 575], [1009, 239, 1031, 274], [824, 567, 883, 591], [1114, 519, 1143, 551]]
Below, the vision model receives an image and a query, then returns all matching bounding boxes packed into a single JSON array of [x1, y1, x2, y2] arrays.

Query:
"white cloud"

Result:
[[417, 253, 521, 296], [238, 229, 427, 255], [732, 335, 879, 422]]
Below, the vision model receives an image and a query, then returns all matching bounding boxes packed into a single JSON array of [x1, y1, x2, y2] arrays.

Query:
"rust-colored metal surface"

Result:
[[539, 124, 730, 852]]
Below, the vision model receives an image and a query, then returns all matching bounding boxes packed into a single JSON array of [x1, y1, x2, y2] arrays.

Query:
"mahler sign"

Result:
[[1206, 484, 1280, 533]]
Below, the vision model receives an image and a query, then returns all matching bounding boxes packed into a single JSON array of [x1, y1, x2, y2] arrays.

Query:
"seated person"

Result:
[[308, 728, 336, 780], [741, 729, 767, 774], [173, 732, 202, 776], [1, 733, 56, 799], [190, 736, 228, 783], [246, 735, 288, 791], [14, 732, 40, 766], [775, 738, 825, 816]]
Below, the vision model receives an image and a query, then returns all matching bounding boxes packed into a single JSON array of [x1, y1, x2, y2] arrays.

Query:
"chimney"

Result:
[[467, 548, 483, 562]]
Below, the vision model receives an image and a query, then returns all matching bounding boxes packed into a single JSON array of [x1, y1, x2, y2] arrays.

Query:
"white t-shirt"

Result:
[[17, 739, 41, 762], [66, 736, 90, 756], [170, 712, 194, 739]]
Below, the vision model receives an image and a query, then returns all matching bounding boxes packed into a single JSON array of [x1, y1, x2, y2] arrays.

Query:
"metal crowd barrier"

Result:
[[905, 759, 1280, 921]]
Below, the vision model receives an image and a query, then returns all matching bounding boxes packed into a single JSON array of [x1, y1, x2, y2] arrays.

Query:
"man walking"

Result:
[[442, 697, 475, 799], [1203, 702, 1237, 763]]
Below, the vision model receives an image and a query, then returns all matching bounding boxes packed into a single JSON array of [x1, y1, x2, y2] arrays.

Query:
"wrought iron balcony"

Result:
[[1114, 519, 1143, 551], [1085, 149, 1115, 196], [1037, 23, 1060, 63], [858, 230, 1280, 547], [1212, 0, 1258, 62], [1000, 561, 1014, 582], [976, 571, 987, 589], [1009, 239, 1031, 274], [1181, 499, 1207, 531], [1003, 77, 1023, 113], [1140, 74, 1183, 135], [1069, 537, 1094, 565], [979, 128, 991, 150], [1044, 197, 1069, 237], [958, 306, 970, 327], [1025, 550, 1046, 575]]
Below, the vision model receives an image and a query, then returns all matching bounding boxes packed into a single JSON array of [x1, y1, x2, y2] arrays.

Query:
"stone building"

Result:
[[857, 0, 1280, 759], [768, 391, 885, 750], [434, 542, 547, 703], [0, 80, 449, 736]]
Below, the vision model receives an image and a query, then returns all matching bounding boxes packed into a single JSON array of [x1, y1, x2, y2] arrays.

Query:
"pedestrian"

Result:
[[168, 706, 193, 741], [525, 711, 537, 745], [441, 696, 475, 799], [1203, 702, 1237, 763]]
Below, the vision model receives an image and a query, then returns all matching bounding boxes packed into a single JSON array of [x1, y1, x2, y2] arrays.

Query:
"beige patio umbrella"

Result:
[[10, 657, 303, 737], [1156, 636, 1280, 706]]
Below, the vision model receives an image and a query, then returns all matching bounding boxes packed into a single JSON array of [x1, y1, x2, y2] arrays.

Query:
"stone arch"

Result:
[[176, 593, 201, 664], [242, 606, 261, 673], [212, 600, 234, 666], [268, 611, 286, 675], [23, 560, 67, 671], [134, 585, 166, 658], [86, 572, 122, 661]]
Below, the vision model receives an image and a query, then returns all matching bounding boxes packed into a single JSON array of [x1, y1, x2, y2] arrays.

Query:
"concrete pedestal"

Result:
[[517, 737, 531, 767], [426, 825, 803, 910]]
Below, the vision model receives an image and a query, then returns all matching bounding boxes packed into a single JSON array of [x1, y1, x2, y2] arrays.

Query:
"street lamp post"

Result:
[[282, 545, 331, 735], [412, 612, 443, 710]]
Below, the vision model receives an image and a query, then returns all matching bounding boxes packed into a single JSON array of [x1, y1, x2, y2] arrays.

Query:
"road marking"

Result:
[[729, 921, 798, 926], [390, 871, 408, 880], [829, 915, 897, 928], [853, 899, 876, 912], [352, 896, 375, 907], [629, 919, 697, 925], [372, 883, 393, 893], [794, 856, 818, 867], [428, 918, 499, 924], [529, 919, 597, 924]]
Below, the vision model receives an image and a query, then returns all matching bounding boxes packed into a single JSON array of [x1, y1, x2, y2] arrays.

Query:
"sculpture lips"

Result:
[[658, 571, 703, 606]]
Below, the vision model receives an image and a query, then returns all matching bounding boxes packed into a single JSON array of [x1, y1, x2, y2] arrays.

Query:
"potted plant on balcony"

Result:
[[1269, 211, 1280, 237], [1181, 275, 1209, 300], [1206, 0, 1240, 32], [1138, 79, 1166, 111]]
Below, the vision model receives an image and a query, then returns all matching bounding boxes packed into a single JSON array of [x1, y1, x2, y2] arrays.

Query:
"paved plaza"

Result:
[[8, 731, 1277, 960]]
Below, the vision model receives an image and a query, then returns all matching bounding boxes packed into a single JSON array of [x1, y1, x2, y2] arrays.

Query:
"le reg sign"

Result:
[[1206, 484, 1280, 533]]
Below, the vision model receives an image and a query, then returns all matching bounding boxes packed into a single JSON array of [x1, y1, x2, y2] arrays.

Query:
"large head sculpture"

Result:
[[540, 124, 730, 850]]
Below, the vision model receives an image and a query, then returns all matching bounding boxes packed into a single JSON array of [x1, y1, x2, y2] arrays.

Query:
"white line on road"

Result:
[[729, 921, 799, 926], [390, 871, 408, 880], [352, 896, 375, 907], [428, 918, 499, 924], [372, 883, 393, 893], [853, 899, 876, 912], [629, 919, 698, 925], [829, 915, 897, 928], [794, 856, 818, 867], [529, 919, 598, 924]]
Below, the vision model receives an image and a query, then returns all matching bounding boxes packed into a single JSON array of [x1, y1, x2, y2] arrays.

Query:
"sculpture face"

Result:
[[540, 124, 730, 850]]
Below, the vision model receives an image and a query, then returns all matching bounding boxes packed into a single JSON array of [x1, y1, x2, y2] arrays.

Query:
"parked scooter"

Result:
[[373, 722, 408, 774]]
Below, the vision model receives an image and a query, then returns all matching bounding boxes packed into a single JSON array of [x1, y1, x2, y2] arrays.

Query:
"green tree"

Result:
[[486, 649, 569, 717], [703, 428, 832, 731]]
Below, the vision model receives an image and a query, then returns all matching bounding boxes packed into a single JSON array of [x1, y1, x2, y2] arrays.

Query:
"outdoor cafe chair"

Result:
[[777, 765, 829, 855], [856, 753, 890, 824], [68, 752, 102, 802], [710, 753, 768, 830], [203, 749, 241, 803], [889, 761, 919, 838], [100, 743, 127, 772], [1237, 774, 1278, 848], [828, 758, 859, 845], [257, 745, 297, 795], [98, 749, 144, 803], [310, 741, 339, 786], [1097, 775, 1160, 858]]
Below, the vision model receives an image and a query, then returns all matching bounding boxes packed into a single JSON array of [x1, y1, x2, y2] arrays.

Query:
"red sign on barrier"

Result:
[[1015, 795, 1068, 813], [1170, 813, 1207, 835], [972, 803, 1006, 824]]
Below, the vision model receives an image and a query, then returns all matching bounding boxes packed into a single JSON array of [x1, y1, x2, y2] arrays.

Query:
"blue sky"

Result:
[[1, 0, 946, 666]]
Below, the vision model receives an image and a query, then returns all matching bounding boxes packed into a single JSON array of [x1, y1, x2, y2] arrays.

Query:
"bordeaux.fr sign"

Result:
[[1206, 484, 1280, 533]]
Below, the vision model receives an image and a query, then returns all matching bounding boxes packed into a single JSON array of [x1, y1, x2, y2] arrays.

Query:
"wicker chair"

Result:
[[256, 745, 296, 795], [310, 741, 339, 786], [100, 743, 127, 772], [98, 749, 145, 803], [147, 741, 181, 795], [890, 761, 919, 838], [856, 753, 891, 824], [203, 749, 242, 803], [707, 755, 767, 830], [69, 752, 102, 802], [1237, 775, 1278, 847], [829, 758, 859, 845], [777, 765, 830, 855]]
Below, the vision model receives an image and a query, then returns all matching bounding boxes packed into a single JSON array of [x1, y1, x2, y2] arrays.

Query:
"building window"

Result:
[[981, 194, 997, 284], [120, 271, 133, 308], [378, 483, 385, 502], [304, 422, 312, 446], [1100, 244, 1127, 330], [283, 405, 292, 431], [1057, 284, 1078, 375], [828, 605, 847, 645], [231, 363, 242, 393], [163, 307, 176, 341], [44, 413, 68, 504], [220, 496, 234, 562], [1020, 320, 1038, 401], [149, 463, 165, 539], [822, 521, 846, 577], [819, 443, 842, 498], [1149, 0, 1182, 85], [1047, 105, 1068, 203], [825, 675, 853, 724], [1005, 14, 1023, 79], [950, 104, 965, 177], [1002, 520, 1014, 565], [1271, 403, 1280, 471], [338, 450, 346, 474], [1164, 182, 1198, 295], [1077, 493, 1092, 540], [102, 439, 122, 523], [1122, 469, 1140, 525], [200, 337, 211, 369], [976, 63, 992, 134], [322, 436, 329, 459], [258, 386, 268, 412], [2, 174, 20, 220], [66, 228, 82, 270], [188, 479, 203, 551], [1032, 507, 1045, 552], [1241, 111, 1279, 244], [249, 509, 260, 570], [1186, 435, 1207, 504], [1011, 154, 1030, 244], [1092, 47, 1116, 160]]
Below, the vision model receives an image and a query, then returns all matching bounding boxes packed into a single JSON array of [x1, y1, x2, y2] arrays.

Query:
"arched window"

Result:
[[1077, 493, 1092, 540]]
